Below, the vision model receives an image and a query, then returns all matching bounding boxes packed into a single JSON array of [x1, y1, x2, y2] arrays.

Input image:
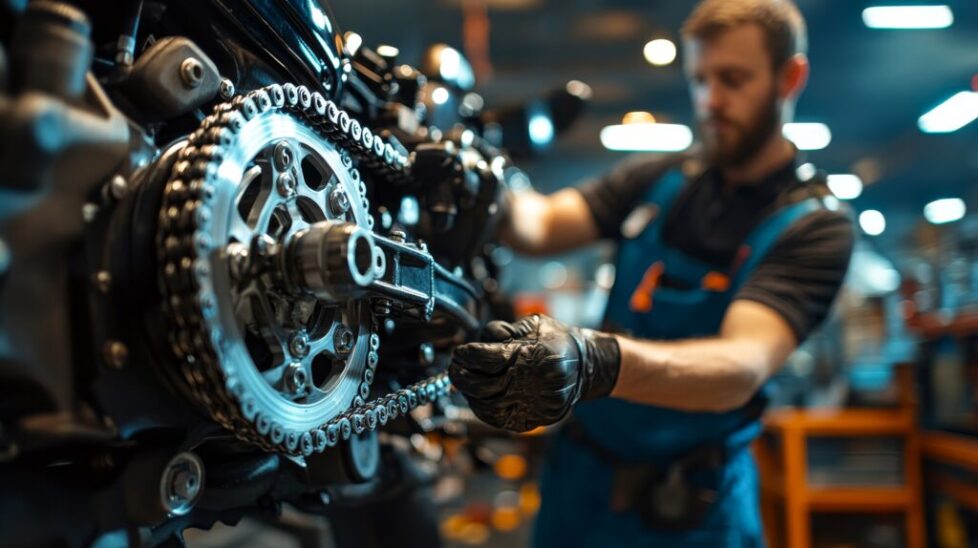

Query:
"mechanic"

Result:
[[448, 0, 854, 545]]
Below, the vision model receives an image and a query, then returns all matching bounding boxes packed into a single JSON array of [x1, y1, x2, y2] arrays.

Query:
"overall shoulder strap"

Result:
[[731, 197, 825, 288]]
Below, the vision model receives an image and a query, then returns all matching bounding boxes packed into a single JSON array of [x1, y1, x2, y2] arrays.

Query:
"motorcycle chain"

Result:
[[157, 83, 451, 456]]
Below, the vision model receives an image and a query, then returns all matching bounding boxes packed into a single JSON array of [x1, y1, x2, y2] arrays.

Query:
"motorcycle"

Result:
[[0, 0, 588, 545]]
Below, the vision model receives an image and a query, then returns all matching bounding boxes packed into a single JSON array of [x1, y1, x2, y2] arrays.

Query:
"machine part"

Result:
[[108, 174, 127, 199], [103, 340, 128, 369], [160, 452, 204, 516], [156, 83, 433, 455], [218, 78, 235, 100], [122, 36, 220, 120], [289, 221, 379, 300], [10, 1, 92, 101]]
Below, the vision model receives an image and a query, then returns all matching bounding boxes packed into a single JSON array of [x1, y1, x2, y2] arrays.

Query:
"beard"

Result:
[[700, 88, 781, 168]]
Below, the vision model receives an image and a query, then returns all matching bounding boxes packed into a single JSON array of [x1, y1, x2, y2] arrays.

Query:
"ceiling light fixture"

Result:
[[783, 123, 832, 150], [600, 123, 693, 152], [862, 5, 953, 29], [918, 91, 978, 133]]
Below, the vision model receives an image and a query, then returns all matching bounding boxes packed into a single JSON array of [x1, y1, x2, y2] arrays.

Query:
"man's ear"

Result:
[[780, 53, 809, 101]]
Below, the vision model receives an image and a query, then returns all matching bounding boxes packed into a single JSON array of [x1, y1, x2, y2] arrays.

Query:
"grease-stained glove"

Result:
[[449, 314, 620, 432]]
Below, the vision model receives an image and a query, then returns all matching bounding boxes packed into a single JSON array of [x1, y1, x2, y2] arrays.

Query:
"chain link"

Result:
[[157, 83, 450, 456]]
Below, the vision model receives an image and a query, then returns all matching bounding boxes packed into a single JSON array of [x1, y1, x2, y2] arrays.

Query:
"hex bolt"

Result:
[[276, 172, 296, 197], [284, 362, 308, 394], [273, 141, 294, 171], [420, 343, 435, 365], [103, 340, 128, 369], [328, 188, 350, 217], [179, 58, 204, 89], [109, 174, 127, 200], [94, 271, 111, 294], [227, 243, 249, 280], [82, 203, 99, 223], [160, 452, 204, 516], [219, 78, 235, 100], [334, 325, 354, 356], [289, 331, 310, 358]]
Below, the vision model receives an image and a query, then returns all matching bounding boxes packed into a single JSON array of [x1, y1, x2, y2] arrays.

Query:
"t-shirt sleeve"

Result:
[[734, 209, 855, 343], [575, 153, 684, 240]]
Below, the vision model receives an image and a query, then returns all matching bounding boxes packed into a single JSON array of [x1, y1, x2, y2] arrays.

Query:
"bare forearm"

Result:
[[499, 188, 599, 256], [609, 334, 771, 412]]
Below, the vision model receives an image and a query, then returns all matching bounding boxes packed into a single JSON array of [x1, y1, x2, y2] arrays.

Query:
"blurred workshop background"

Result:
[[201, 1, 978, 547]]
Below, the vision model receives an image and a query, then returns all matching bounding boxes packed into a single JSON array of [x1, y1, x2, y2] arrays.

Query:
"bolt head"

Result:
[[420, 343, 435, 365], [109, 175, 127, 200], [277, 172, 296, 197], [219, 78, 235, 100], [273, 141, 294, 171], [285, 362, 308, 393], [290, 331, 310, 357], [103, 340, 128, 369], [329, 188, 350, 216], [334, 325, 354, 355], [94, 271, 111, 293]]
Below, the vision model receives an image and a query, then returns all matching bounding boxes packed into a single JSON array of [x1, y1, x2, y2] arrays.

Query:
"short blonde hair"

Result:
[[682, 0, 807, 68]]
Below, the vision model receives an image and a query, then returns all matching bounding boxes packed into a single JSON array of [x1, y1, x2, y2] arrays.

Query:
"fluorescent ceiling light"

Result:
[[918, 91, 978, 133], [600, 123, 693, 152], [643, 39, 677, 66], [924, 198, 966, 224], [827, 174, 863, 200], [859, 210, 886, 236], [862, 5, 953, 29], [783, 123, 831, 150]]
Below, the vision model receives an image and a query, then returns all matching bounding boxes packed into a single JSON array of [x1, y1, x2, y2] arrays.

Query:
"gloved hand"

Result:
[[449, 314, 621, 432]]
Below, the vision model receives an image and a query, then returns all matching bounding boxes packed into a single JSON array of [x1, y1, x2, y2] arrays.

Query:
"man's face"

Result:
[[683, 24, 782, 167]]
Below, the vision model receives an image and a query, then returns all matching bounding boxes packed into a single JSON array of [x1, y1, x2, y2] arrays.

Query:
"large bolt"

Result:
[[328, 188, 350, 217], [273, 141, 294, 171], [333, 325, 354, 356], [160, 452, 204, 516], [103, 340, 128, 369], [179, 58, 204, 89], [289, 331, 310, 358], [284, 362, 308, 394]]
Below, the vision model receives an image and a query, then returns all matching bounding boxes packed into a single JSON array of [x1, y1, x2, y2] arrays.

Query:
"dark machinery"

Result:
[[0, 0, 588, 545]]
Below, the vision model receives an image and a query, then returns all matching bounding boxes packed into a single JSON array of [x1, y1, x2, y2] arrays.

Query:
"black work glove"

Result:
[[449, 314, 621, 432]]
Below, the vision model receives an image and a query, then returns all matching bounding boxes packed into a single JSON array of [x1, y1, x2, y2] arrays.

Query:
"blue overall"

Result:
[[533, 170, 824, 547]]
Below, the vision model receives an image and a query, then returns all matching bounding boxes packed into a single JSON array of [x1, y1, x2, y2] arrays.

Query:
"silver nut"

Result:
[[420, 343, 435, 365], [219, 78, 235, 100], [284, 362, 308, 393], [289, 331, 310, 358], [103, 340, 128, 369], [328, 188, 350, 217], [109, 174, 127, 200], [94, 271, 111, 294], [273, 141, 294, 171], [277, 172, 296, 197], [179, 58, 205, 89], [334, 325, 354, 356]]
